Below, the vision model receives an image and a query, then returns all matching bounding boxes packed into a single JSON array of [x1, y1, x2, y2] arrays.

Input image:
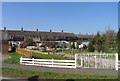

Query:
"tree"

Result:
[[117, 28, 120, 60], [94, 32, 105, 52], [88, 32, 104, 52], [103, 29, 117, 53], [20, 38, 35, 48], [87, 41, 94, 52]]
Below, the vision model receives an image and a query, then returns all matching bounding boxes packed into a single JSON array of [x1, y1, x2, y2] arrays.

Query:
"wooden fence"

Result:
[[19, 52, 120, 70], [16, 48, 32, 57], [20, 54, 77, 68]]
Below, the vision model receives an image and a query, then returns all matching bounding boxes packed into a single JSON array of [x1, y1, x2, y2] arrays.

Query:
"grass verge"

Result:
[[2, 68, 118, 79]]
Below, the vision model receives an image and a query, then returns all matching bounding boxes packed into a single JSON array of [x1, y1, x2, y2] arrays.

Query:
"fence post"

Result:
[[32, 58, 34, 65], [94, 55, 97, 68], [20, 57, 22, 64], [75, 54, 77, 68], [115, 53, 118, 70], [52, 59, 53, 66], [81, 56, 83, 67]]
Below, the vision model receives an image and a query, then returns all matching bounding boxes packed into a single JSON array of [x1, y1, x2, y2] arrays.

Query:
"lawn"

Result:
[[3, 52, 70, 64], [57, 49, 82, 54], [2, 68, 118, 79], [32, 52, 70, 60], [3, 52, 21, 64]]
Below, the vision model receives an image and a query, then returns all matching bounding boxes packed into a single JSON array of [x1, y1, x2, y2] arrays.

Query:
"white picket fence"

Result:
[[115, 60, 120, 70], [77, 53, 118, 70], [20, 53, 119, 70], [20, 54, 77, 68], [118, 61, 120, 70]]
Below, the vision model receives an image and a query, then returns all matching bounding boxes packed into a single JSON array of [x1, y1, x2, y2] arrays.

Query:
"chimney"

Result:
[[21, 27, 23, 31], [4, 27, 6, 30], [50, 29, 52, 32], [62, 30, 63, 33], [36, 29, 38, 31]]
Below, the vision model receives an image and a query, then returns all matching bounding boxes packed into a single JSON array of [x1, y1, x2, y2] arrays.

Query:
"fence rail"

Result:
[[20, 53, 119, 70], [20, 56, 77, 68]]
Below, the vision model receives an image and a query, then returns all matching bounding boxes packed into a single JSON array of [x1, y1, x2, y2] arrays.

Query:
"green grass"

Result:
[[32, 52, 70, 60], [2, 68, 118, 79], [3, 52, 21, 64], [3, 52, 70, 64], [57, 49, 81, 54]]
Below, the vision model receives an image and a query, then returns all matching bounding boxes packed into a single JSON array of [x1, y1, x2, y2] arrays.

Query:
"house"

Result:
[[0, 27, 95, 52]]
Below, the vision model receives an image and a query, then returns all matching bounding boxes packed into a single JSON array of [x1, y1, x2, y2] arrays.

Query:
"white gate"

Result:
[[77, 53, 118, 70]]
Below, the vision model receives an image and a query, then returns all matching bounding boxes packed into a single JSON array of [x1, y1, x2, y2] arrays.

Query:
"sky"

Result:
[[2, 2, 118, 34]]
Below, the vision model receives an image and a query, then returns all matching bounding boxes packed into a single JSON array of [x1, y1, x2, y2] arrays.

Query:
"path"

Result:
[[1, 54, 11, 62], [2, 63, 119, 76]]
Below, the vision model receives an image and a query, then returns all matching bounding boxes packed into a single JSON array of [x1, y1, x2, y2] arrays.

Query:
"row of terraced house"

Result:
[[0, 27, 95, 53]]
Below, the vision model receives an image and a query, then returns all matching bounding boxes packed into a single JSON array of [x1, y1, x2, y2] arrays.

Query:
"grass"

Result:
[[3, 52, 70, 64], [2, 68, 118, 79], [57, 49, 81, 54], [3, 52, 21, 64], [32, 52, 70, 60]]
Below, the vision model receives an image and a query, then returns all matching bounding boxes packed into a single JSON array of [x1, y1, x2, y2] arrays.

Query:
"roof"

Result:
[[1, 30, 76, 37], [75, 34, 95, 39], [1, 30, 95, 39]]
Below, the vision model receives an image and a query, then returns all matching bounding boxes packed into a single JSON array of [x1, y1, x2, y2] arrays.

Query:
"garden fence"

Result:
[[20, 54, 77, 68], [20, 53, 119, 70]]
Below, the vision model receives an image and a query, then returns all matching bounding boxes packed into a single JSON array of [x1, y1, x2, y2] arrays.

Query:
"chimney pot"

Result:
[[36, 29, 38, 31], [4, 27, 6, 30], [21, 27, 23, 31], [50, 29, 52, 32]]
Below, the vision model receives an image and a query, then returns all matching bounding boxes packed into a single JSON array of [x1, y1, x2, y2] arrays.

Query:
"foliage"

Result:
[[88, 32, 104, 52], [103, 29, 117, 53], [87, 29, 117, 53], [20, 38, 35, 48], [2, 68, 117, 79], [87, 41, 94, 52]]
